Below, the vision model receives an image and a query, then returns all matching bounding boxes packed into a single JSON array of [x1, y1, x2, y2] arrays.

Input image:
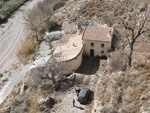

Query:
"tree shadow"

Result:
[[53, 25, 62, 31], [76, 57, 100, 75]]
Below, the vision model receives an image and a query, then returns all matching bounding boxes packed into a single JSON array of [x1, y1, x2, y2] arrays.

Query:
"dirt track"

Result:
[[0, 0, 43, 73], [0, 0, 43, 105]]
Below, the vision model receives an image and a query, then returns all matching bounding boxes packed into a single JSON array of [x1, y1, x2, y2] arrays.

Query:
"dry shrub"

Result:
[[11, 87, 20, 98], [145, 52, 150, 59], [39, 80, 53, 96], [0, 0, 29, 22], [17, 36, 37, 63], [4, 95, 30, 113], [121, 70, 150, 113], [133, 55, 146, 69], [28, 91, 39, 113], [96, 69, 150, 113], [97, 72, 125, 112], [83, 76, 90, 85], [133, 52, 150, 70], [108, 51, 126, 72]]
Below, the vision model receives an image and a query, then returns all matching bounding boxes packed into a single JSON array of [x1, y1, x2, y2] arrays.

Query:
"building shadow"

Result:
[[76, 57, 100, 75]]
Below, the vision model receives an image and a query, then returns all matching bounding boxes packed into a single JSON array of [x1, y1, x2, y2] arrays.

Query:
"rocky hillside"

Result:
[[53, 0, 150, 113], [0, 0, 150, 113]]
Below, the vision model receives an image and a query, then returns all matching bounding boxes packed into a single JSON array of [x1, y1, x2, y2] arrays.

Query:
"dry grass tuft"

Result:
[[133, 52, 150, 70], [95, 68, 150, 113], [28, 91, 39, 113], [17, 35, 37, 63]]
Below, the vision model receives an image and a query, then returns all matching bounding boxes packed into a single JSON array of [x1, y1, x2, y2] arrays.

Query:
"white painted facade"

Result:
[[82, 26, 113, 57], [83, 40, 111, 57]]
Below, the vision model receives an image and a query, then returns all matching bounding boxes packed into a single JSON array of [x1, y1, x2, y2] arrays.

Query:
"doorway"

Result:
[[90, 49, 94, 56]]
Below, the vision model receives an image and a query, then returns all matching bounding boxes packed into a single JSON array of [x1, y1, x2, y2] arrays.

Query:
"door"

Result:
[[90, 49, 94, 56]]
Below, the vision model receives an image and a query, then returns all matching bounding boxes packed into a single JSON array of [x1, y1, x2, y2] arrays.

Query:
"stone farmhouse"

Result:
[[53, 25, 114, 74], [83, 26, 113, 58]]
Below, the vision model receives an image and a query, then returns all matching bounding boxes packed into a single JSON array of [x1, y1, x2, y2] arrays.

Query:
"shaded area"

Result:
[[74, 106, 84, 110], [111, 30, 122, 51], [88, 90, 94, 104], [81, 90, 94, 105], [76, 57, 100, 75]]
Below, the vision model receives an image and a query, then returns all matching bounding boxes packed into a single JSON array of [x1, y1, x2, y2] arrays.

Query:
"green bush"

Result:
[[0, 0, 29, 23], [53, 2, 65, 11], [46, 20, 58, 32], [11, 99, 22, 108], [53, 0, 69, 11]]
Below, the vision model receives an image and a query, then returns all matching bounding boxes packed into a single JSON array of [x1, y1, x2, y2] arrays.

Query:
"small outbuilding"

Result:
[[53, 35, 83, 74]]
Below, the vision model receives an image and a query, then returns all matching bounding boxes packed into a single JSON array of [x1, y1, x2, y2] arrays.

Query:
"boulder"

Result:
[[44, 95, 55, 108], [2, 78, 8, 83], [38, 95, 55, 108], [30, 56, 50, 79], [20, 83, 25, 94], [38, 98, 45, 105], [4, 106, 10, 113], [0, 73, 3, 78], [45, 31, 65, 43], [19, 83, 28, 94], [38, 98, 46, 112], [62, 22, 77, 34], [138, 3, 147, 12]]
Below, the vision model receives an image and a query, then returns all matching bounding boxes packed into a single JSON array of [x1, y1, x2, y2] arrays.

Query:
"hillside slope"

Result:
[[53, 0, 150, 113], [0, 0, 150, 113]]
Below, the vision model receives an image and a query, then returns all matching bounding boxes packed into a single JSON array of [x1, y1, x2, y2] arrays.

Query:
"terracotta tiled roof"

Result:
[[82, 26, 113, 42]]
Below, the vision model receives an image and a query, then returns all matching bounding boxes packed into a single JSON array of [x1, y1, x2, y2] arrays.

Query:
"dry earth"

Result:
[[51, 73, 100, 113]]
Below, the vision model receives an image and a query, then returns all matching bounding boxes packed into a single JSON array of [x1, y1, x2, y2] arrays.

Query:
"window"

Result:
[[101, 44, 104, 47], [91, 43, 94, 46], [101, 51, 104, 54]]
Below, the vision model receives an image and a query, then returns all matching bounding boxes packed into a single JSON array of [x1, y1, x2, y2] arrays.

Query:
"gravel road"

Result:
[[0, 0, 43, 105], [0, 64, 31, 105], [0, 0, 43, 72]]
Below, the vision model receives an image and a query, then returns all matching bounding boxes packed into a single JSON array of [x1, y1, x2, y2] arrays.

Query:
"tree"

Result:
[[30, 57, 65, 90], [24, 7, 45, 41], [46, 58, 65, 84], [120, 6, 150, 69], [23, 0, 54, 41], [46, 20, 58, 32], [46, 58, 76, 91]]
